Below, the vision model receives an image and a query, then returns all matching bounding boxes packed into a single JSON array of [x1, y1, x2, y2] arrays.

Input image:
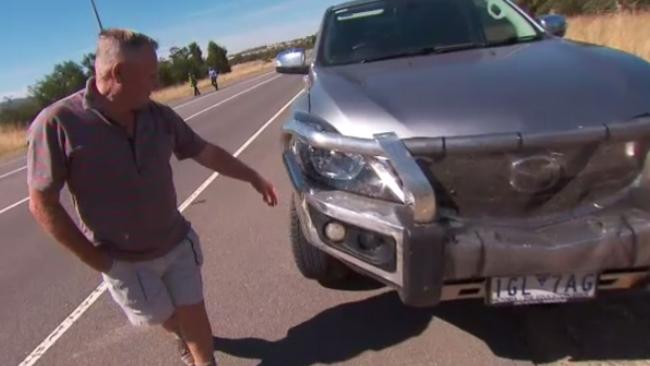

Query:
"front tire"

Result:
[[290, 200, 348, 282]]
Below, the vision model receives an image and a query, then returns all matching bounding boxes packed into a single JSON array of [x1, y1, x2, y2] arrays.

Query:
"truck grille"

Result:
[[415, 140, 649, 220]]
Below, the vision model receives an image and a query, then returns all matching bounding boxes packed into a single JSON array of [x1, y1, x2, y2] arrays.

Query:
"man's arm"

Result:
[[29, 189, 112, 272], [193, 143, 278, 206]]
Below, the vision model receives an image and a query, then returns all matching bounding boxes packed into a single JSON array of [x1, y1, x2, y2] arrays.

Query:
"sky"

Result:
[[0, 0, 343, 99]]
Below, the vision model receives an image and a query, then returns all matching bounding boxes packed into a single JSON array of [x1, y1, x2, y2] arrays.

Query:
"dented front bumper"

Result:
[[282, 116, 650, 306]]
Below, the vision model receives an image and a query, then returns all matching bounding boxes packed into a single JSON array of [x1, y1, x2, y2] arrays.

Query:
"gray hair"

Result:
[[95, 28, 158, 77]]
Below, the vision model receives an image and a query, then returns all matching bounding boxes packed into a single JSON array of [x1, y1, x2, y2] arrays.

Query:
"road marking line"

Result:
[[0, 73, 279, 182], [0, 155, 27, 169], [16, 89, 303, 366], [17, 283, 109, 366], [172, 72, 274, 110], [184, 75, 281, 121], [0, 74, 283, 215], [0, 197, 29, 215], [0, 165, 26, 180], [179, 89, 303, 212]]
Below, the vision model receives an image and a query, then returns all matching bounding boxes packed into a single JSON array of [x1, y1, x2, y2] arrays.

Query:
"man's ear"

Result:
[[111, 62, 125, 84]]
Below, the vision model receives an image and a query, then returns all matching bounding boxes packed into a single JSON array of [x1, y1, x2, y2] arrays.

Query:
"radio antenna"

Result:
[[90, 0, 104, 32]]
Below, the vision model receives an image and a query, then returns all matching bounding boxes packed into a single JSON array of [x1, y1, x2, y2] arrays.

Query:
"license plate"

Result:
[[489, 273, 598, 305]]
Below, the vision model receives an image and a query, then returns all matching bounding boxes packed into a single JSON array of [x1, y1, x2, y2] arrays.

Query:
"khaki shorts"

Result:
[[102, 228, 204, 326]]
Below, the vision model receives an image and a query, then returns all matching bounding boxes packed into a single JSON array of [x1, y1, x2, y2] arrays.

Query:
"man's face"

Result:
[[118, 45, 159, 110]]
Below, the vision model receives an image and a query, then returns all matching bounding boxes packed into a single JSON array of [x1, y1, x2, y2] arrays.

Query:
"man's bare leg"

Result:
[[163, 314, 195, 365], [174, 301, 215, 365]]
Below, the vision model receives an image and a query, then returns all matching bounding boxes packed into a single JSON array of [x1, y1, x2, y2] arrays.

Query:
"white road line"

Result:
[[0, 74, 283, 216], [0, 165, 26, 180], [179, 89, 303, 212], [172, 72, 274, 110], [0, 155, 27, 169], [17, 283, 109, 366], [0, 72, 279, 182], [184, 75, 281, 121], [16, 89, 303, 366], [0, 197, 30, 215]]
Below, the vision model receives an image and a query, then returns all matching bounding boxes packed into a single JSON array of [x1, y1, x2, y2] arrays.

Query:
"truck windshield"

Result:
[[320, 0, 542, 66]]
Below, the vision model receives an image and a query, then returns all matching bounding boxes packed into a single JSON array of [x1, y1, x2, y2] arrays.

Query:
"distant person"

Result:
[[26, 28, 278, 366], [189, 72, 200, 96], [208, 67, 219, 91]]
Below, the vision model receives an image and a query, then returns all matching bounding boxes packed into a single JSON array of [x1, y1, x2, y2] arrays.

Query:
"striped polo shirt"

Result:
[[27, 79, 207, 261]]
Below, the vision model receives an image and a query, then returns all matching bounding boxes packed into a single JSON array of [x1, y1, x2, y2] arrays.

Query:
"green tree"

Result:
[[81, 52, 96, 78], [188, 42, 204, 64], [206, 41, 231, 74], [187, 42, 206, 76], [169, 46, 193, 83], [157, 58, 175, 87], [29, 61, 86, 107]]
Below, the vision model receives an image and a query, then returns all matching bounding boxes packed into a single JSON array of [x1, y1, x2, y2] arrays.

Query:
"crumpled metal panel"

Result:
[[444, 207, 650, 279], [420, 139, 648, 219]]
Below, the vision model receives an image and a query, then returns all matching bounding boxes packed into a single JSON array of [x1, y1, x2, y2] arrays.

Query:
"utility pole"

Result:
[[90, 0, 104, 32]]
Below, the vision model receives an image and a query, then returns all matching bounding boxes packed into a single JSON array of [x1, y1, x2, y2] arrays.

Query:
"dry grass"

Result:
[[0, 123, 27, 158], [566, 11, 650, 61], [151, 60, 275, 104], [0, 60, 275, 159]]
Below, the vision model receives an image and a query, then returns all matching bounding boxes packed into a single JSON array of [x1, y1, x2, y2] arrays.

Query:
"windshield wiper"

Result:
[[484, 34, 543, 47], [360, 42, 483, 63], [431, 41, 484, 53], [360, 47, 437, 63]]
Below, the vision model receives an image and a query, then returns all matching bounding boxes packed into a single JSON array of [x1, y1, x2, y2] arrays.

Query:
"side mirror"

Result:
[[538, 14, 567, 38], [276, 48, 309, 75]]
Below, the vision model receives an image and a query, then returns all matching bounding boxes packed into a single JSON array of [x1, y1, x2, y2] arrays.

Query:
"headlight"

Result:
[[307, 146, 365, 180], [291, 138, 405, 202]]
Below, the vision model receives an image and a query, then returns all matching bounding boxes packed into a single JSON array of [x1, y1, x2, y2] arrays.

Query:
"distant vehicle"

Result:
[[277, 0, 650, 307]]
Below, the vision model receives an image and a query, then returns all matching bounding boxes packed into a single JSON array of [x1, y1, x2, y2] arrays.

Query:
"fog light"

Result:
[[358, 232, 383, 252], [324, 222, 346, 243]]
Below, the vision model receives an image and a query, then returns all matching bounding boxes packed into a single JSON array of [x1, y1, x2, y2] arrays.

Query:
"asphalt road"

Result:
[[1, 72, 650, 366]]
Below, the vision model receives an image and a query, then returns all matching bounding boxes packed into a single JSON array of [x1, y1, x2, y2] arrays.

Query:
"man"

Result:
[[27, 29, 278, 366], [208, 67, 219, 91], [189, 72, 201, 96]]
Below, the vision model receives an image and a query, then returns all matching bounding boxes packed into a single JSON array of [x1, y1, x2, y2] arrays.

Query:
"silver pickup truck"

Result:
[[276, 0, 650, 307]]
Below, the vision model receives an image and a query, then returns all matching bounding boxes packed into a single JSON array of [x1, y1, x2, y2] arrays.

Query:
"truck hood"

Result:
[[309, 39, 650, 139]]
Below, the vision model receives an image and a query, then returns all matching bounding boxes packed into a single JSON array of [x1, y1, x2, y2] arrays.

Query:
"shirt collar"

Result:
[[83, 77, 151, 113], [82, 78, 119, 128], [82, 78, 151, 135], [82, 77, 100, 111]]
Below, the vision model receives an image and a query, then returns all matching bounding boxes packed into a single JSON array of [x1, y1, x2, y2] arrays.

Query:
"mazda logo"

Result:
[[510, 155, 563, 193]]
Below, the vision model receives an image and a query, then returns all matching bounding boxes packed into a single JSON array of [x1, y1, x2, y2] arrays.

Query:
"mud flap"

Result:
[[400, 223, 446, 307]]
